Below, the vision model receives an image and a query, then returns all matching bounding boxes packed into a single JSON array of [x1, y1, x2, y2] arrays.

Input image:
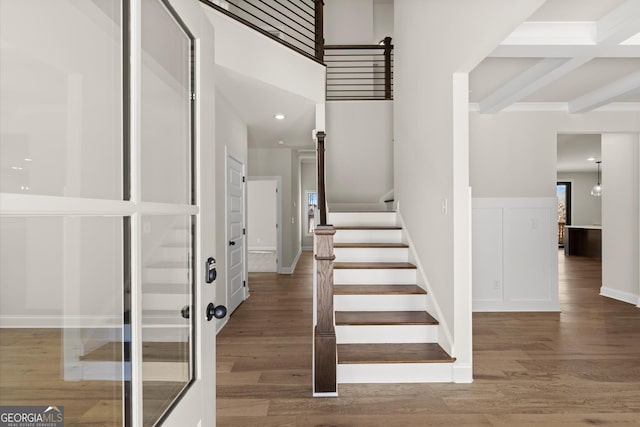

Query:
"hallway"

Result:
[[217, 251, 640, 426]]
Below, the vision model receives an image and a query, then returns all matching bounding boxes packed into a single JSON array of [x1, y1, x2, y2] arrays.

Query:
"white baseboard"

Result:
[[0, 315, 121, 328], [280, 246, 302, 274], [453, 363, 473, 383], [302, 246, 313, 251], [313, 391, 339, 397], [600, 286, 639, 306], [248, 246, 276, 252], [216, 317, 229, 334]]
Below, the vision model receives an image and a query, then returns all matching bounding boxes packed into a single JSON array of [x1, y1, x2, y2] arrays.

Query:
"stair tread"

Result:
[[334, 285, 426, 295], [334, 243, 409, 248], [334, 226, 402, 230], [334, 262, 416, 270], [335, 311, 438, 325], [338, 343, 455, 364]]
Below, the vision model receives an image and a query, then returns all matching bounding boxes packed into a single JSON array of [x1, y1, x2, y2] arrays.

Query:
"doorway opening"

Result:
[[246, 177, 282, 273]]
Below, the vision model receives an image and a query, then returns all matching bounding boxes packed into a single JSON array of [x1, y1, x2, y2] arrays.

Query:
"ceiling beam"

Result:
[[568, 70, 640, 113], [490, 44, 640, 58], [596, 0, 640, 45], [478, 57, 590, 114]]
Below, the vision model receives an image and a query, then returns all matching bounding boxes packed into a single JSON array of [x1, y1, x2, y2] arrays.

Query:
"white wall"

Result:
[[472, 198, 559, 311], [247, 180, 277, 250], [215, 90, 248, 310], [324, 0, 374, 44], [326, 100, 393, 205], [556, 172, 602, 226], [470, 111, 640, 198], [470, 111, 640, 309], [393, 0, 544, 381], [248, 147, 301, 272], [203, 6, 325, 103], [601, 133, 640, 306], [373, 1, 394, 42]]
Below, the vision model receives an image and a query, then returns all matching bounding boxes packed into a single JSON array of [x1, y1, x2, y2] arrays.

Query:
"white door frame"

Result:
[[247, 176, 283, 273]]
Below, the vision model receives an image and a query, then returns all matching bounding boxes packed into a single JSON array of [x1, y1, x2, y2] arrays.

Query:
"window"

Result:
[[307, 191, 318, 234]]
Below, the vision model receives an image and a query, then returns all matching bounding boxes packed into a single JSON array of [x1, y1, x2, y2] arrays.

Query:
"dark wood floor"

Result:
[[217, 251, 640, 426]]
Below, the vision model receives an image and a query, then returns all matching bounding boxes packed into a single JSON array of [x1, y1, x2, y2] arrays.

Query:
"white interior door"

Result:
[[227, 155, 246, 314], [138, 1, 216, 426], [247, 179, 278, 272]]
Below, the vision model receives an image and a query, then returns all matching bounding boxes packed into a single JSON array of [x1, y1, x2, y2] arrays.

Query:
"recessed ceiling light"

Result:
[[274, 113, 286, 120], [278, 140, 285, 145], [24, 158, 33, 162], [587, 157, 596, 161], [11, 166, 23, 170]]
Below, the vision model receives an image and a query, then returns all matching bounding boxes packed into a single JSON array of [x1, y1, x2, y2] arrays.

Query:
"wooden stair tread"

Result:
[[338, 343, 455, 364], [335, 311, 438, 325], [334, 285, 426, 295], [334, 226, 402, 230], [334, 262, 416, 270], [334, 243, 409, 248]]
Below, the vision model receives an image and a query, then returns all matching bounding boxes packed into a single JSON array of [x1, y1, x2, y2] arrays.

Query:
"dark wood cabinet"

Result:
[[564, 226, 602, 258]]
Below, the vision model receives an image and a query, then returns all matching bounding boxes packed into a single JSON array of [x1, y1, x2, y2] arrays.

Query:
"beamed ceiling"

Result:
[[469, 0, 640, 113]]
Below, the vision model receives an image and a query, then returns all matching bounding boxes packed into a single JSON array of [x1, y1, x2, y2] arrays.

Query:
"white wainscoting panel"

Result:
[[472, 198, 560, 312]]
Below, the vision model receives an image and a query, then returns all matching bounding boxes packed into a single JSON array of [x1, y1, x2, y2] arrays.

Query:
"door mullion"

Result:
[[128, 0, 143, 425]]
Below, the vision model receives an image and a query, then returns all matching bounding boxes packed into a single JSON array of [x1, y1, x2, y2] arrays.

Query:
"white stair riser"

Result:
[[145, 267, 190, 285], [156, 247, 191, 263], [329, 212, 397, 227], [334, 269, 416, 285], [142, 327, 189, 343], [142, 293, 190, 311], [337, 363, 454, 383], [334, 294, 427, 311], [165, 229, 191, 246], [334, 229, 402, 244], [334, 247, 409, 263], [336, 325, 438, 344]]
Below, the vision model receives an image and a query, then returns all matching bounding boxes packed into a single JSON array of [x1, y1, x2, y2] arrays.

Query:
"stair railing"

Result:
[[324, 37, 393, 100], [200, 0, 324, 63], [313, 130, 337, 395]]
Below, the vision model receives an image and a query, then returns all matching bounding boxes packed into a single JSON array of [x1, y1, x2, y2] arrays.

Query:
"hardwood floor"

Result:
[[217, 250, 640, 426]]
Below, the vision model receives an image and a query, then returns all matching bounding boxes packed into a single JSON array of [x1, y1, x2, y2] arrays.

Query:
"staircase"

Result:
[[328, 211, 456, 383], [142, 223, 192, 344]]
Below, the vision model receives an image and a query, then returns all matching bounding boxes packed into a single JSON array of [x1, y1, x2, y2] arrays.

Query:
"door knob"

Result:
[[206, 303, 227, 321], [180, 305, 190, 319], [229, 240, 236, 246]]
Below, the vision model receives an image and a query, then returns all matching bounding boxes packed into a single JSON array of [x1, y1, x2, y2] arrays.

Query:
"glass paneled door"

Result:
[[0, 1, 216, 426]]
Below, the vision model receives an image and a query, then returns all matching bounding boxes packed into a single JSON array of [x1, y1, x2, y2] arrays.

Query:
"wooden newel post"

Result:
[[316, 131, 327, 226], [384, 36, 392, 100], [314, 225, 336, 394]]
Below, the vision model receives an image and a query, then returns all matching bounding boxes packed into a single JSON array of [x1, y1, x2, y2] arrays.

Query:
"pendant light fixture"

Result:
[[591, 161, 602, 197]]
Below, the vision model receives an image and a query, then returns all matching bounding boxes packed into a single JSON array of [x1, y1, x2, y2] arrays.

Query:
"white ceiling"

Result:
[[470, 0, 640, 113], [219, 0, 640, 149], [557, 134, 601, 173], [215, 65, 316, 150]]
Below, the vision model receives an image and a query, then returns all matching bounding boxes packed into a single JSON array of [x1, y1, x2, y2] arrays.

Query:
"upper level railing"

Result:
[[200, 0, 324, 62], [324, 37, 393, 101]]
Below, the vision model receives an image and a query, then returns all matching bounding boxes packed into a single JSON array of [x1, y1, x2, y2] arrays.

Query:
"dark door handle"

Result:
[[229, 240, 236, 246], [180, 305, 190, 319], [206, 303, 227, 321]]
